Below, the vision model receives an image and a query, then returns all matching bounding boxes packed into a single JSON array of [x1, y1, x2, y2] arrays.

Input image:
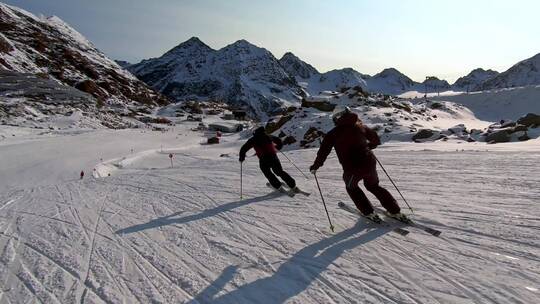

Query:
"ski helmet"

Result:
[[332, 106, 352, 124]]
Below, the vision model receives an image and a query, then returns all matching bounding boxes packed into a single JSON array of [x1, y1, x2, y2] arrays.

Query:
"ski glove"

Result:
[[309, 164, 318, 174], [239, 155, 245, 162], [368, 142, 378, 150]]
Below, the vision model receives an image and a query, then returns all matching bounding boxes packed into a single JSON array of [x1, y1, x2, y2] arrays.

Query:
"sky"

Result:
[[4, 0, 540, 82]]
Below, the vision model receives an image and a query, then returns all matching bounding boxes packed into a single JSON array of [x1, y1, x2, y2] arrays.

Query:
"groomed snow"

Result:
[[0, 121, 538, 303]]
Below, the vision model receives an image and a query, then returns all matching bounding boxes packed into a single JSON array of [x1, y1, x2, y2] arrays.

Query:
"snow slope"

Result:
[[431, 85, 540, 121], [0, 123, 538, 303]]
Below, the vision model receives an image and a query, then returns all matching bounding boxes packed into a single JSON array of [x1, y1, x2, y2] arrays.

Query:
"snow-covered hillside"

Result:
[[452, 68, 499, 91], [0, 2, 168, 123], [366, 68, 415, 95], [431, 85, 540, 121], [0, 70, 135, 129], [267, 87, 540, 147], [128, 38, 302, 119], [0, 118, 538, 303], [480, 53, 540, 90]]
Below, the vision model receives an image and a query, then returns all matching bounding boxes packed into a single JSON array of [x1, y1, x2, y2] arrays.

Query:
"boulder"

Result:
[[412, 129, 435, 141], [448, 124, 466, 134], [518, 132, 530, 141], [265, 114, 293, 134], [207, 137, 220, 144], [485, 130, 510, 143], [301, 100, 336, 112], [517, 113, 540, 127], [283, 136, 297, 145], [511, 124, 529, 133], [300, 127, 324, 147]]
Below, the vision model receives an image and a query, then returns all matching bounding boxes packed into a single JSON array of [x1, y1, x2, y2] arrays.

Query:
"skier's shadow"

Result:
[[115, 192, 282, 234], [189, 222, 388, 304]]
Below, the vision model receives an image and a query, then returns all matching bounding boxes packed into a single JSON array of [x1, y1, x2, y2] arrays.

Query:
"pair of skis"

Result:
[[338, 202, 441, 237], [267, 182, 311, 197]]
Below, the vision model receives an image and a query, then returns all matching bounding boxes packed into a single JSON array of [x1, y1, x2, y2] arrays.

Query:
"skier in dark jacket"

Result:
[[240, 127, 298, 193], [309, 107, 408, 222]]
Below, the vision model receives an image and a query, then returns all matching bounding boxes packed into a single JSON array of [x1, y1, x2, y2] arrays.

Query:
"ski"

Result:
[[338, 202, 409, 236], [266, 182, 311, 197], [291, 186, 311, 197], [376, 208, 442, 237], [266, 182, 295, 197]]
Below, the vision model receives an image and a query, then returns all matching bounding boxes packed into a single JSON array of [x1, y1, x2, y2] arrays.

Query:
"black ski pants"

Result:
[[259, 154, 296, 189]]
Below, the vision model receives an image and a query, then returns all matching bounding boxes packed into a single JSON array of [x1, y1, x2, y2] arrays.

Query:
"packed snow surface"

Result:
[[0, 122, 539, 303]]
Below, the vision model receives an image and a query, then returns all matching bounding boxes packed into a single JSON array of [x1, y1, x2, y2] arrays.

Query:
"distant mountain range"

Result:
[[128, 36, 540, 116], [128, 37, 302, 118], [1, 0, 539, 121]]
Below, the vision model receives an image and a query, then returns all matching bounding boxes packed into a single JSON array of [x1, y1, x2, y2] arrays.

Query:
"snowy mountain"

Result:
[[452, 68, 499, 91], [114, 60, 132, 68], [129, 37, 302, 118], [421, 76, 451, 92], [479, 53, 540, 90], [0, 3, 168, 112], [297, 68, 369, 96], [366, 68, 415, 95], [278, 52, 319, 79]]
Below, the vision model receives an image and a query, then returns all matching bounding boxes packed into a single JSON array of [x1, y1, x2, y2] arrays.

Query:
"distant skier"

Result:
[[309, 107, 409, 222], [80, 170, 84, 180], [239, 127, 299, 194]]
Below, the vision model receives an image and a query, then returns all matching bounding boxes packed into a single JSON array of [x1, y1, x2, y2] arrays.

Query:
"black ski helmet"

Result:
[[253, 126, 266, 136], [332, 106, 352, 124]]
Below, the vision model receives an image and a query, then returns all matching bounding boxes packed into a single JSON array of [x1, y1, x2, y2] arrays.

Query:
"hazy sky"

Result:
[[4, 0, 540, 82]]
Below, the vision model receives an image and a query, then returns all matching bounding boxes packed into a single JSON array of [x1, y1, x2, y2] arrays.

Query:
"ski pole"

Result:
[[375, 156, 414, 214], [279, 150, 309, 179], [240, 162, 243, 200], [313, 172, 335, 232]]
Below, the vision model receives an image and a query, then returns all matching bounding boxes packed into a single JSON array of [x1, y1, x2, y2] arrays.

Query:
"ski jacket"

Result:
[[311, 112, 380, 173], [240, 132, 283, 160]]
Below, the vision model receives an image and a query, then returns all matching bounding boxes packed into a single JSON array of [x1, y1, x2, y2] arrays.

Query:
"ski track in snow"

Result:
[[0, 132, 539, 303]]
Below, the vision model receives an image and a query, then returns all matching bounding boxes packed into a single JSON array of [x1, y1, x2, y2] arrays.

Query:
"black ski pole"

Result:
[[240, 162, 243, 200], [279, 150, 309, 179], [313, 172, 335, 232], [375, 156, 414, 214]]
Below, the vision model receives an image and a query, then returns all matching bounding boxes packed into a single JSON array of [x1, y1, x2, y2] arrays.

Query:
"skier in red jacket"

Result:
[[309, 107, 408, 222], [240, 127, 299, 194]]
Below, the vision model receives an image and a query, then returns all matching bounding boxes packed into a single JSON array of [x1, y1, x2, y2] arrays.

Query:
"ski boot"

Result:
[[364, 212, 383, 224], [387, 212, 412, 224]]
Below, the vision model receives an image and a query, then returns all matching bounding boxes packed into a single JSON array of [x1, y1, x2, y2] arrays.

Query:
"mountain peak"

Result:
[[163, 37, 213, 58], [177, 37, 211, 49], [279, 52, 319, 78], [374, 68, 411, 80], [227, 39, 259, 49], [281, 52, 299, 61]]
